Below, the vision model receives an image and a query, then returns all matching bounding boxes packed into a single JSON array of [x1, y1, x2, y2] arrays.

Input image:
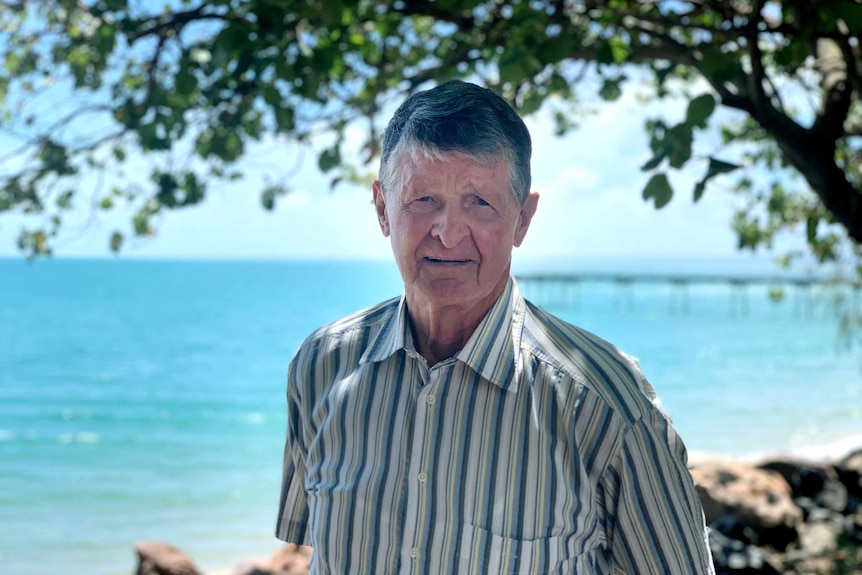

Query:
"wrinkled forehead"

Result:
[[394, 151, 511, 196], [388, 146, 505, 188]]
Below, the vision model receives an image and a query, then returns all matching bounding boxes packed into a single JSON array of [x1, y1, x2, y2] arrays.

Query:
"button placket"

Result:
[[402, 365, 446, 570]]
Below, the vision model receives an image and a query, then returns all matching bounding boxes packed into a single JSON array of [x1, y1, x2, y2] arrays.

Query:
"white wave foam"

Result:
[[58, 432, 101, 445]]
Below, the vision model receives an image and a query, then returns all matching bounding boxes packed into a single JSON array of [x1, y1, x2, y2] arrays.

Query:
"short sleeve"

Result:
[[601, 407, 715, 574], [275, 356, 311, 544]]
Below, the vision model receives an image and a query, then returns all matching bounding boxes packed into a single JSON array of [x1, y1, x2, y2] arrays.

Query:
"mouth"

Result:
[[424, 257, 472, 265]]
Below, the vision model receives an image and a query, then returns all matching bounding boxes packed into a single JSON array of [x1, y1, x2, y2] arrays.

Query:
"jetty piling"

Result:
[[514, 272, 855, 317]]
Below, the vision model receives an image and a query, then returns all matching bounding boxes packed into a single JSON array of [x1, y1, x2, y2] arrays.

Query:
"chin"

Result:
[[418, 279, 475, 303]]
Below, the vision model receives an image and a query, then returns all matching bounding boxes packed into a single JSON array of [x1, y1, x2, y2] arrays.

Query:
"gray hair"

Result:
[[378, 80, 532, 204]]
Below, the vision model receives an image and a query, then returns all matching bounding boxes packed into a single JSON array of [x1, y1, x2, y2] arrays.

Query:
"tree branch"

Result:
[[389, 0, 475, 29], [127, 4, 226, 42], [747, 0, 769, 112], [812, 37, 854, 144], [0, 104, 114, 165]]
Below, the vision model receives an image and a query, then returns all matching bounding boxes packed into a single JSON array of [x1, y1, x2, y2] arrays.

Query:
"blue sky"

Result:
[[0, 85, 774, 265]]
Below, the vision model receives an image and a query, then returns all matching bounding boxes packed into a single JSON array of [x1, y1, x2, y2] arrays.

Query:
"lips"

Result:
[[424, 257, 472, 264]]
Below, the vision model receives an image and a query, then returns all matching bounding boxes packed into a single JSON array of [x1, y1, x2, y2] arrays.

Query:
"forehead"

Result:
[[395, 152, 510, 194]]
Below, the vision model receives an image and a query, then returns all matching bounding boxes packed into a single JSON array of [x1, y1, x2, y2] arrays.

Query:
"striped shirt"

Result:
[[276, 278, 714, 574]]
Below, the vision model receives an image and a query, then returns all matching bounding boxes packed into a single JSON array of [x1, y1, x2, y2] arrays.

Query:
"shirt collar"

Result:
[[361, 277, 526, 394], [360, 296, 415, 365], [456, 277, 525, 393]]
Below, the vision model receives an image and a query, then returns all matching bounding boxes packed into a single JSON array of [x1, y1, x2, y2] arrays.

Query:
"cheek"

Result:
[[476, 219, 514, 243], [390, 215, 431, 249], [405, 214, 435, 237], [474, 227, 513, 258]]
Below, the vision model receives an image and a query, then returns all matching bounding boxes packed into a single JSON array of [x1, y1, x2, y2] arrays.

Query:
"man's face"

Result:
[[373, 152, 538, 315]]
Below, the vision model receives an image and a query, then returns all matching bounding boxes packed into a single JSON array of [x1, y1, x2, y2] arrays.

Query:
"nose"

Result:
[[431, 205, 469, 248]]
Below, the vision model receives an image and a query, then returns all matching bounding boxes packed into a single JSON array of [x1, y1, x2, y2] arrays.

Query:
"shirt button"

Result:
[[417, 472, 427, 483], [409, 548, 420, 559], [426, 395, 436, 405]]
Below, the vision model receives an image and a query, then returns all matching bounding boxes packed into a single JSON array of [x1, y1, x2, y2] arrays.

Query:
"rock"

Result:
[[798, 520, 842, 557], [691, 460, 802, 549], [228, 544, 311, 575], [229, 557, 270, 575], [846, 508, 862, 545], [266, 544, 312, 575], [784, 515, 847, 575], [710, 514, 759, 546], [760, 458, 849, 514], [134, 541, 202, 575], [709, 530, 781, 574], [836, 448, 862, 503]]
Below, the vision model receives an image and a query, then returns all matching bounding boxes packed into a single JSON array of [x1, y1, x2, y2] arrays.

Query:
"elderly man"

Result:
[[276, 80, 714, 574]]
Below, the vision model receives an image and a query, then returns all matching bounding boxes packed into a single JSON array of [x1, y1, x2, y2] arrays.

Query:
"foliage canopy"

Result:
[[1, 0, 860, 267]]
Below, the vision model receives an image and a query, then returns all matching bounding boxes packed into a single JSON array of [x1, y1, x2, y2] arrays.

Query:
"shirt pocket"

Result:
[[455, 521, 577, 575]]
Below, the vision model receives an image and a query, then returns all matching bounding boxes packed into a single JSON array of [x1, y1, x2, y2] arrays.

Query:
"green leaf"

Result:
[[155, 172, 179, 207], [594, 42, 614, 66], [109, 231, 123, 252], [685, 94, 716, 128], [260, 184, 288, 211], [320, 0, 344, 26], [40, 140, 75, 176], [641, 151, 667, 172], [181, 173, 205, 206], [607, 36, 629, 64], [598, 76, 623, 101], [806, 217, 818, 243], [667, 124, 693, 169], [642, 172, 673, 209], [274, 106, 294, 131], [499, 57, 525, 85], [261, 188, 276, 210], [520, 91, 544, 115], [698, 45, 742, 85], [175, 67, 196, 96], [767, 287, 785, 303], [774, 36, 810, 69], [318, 146, 341, 172], [694, 157, 740, 202], [705, 157, 740, 178], [56, 190, 74, 209], [693, 180, 706, 202]]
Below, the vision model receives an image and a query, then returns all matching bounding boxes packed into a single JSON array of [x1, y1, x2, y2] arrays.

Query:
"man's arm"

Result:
[[275, 357, 311, 545], [601, 407, 715, 574]]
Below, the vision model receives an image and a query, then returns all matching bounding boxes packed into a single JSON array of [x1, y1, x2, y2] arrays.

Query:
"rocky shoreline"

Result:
[[693, 447, 862, 574], [134, 448, 862, 575]]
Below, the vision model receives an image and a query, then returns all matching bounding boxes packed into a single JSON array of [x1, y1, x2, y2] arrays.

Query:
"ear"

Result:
[[513, 191, 539, 247], [372, 180, 390, 237]]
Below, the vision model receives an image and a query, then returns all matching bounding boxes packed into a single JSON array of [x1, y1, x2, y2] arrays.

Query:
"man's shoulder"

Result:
[[298, 296, 401, 352], [522, 299, 659, 423]]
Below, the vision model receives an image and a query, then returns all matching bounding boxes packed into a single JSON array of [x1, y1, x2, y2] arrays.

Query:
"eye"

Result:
[[408, 195, 436, 212], [476, 196, 490, 207]]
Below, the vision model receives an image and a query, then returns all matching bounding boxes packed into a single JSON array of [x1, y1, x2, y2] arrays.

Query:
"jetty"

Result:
[[514, 271, 858, 315]]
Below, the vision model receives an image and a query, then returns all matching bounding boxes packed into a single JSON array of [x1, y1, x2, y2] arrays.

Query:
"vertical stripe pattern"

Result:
[[276, 279, 714, 574]]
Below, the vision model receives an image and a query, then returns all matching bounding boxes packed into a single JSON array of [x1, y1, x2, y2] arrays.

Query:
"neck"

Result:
[[406, 282, 509, 366], [408, 304, 486, 367]]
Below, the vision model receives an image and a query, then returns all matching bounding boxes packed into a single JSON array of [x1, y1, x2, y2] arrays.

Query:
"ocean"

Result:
[[2, 257, 861, 575]]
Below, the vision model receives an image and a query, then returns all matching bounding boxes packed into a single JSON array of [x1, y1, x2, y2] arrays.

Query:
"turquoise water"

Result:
[[2, 258, 861, 575]]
